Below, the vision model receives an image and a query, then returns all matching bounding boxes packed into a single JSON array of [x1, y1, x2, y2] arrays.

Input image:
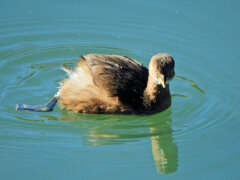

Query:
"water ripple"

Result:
[[0, 11, 239, 175]]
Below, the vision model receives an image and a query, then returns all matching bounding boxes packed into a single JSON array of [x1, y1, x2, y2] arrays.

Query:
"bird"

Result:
[[16, 53, 175, 114], [58, 53, 175, 114]]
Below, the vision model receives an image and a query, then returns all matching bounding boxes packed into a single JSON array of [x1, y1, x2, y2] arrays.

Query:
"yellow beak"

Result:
[[157, 75, 166, 88]]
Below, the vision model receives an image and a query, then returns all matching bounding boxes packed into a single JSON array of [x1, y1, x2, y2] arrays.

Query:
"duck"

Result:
[[16, 53, 175, 114]]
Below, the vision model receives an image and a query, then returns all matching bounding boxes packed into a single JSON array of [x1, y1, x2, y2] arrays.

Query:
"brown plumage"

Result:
[[58, 53, 175, 114]]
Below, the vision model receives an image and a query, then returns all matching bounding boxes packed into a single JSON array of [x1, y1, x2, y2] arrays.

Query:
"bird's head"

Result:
[[149, 53, 175, 88]]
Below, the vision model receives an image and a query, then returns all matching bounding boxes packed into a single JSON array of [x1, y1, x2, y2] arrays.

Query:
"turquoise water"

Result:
[[1, 0, 240, 179]]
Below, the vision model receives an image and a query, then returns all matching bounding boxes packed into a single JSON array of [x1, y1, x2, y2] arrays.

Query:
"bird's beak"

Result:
[[157, 75, 166, 88]]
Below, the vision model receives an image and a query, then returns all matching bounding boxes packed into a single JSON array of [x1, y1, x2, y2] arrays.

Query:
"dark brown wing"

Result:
[[82, 54, 149, 109]]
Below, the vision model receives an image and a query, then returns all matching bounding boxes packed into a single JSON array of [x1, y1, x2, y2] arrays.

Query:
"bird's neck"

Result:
[[142, 75, 171, 112]]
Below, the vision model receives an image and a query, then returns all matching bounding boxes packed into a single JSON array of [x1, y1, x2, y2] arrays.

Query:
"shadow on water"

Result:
[[55, 108, 178, 174]]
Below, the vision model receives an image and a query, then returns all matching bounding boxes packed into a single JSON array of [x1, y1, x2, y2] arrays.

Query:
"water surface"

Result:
[[1, 0, 240, 179]]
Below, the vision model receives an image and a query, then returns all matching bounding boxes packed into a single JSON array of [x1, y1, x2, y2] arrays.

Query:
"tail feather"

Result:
[[61, 65, 72, 75]]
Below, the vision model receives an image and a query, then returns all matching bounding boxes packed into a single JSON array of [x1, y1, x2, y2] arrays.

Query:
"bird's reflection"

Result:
[[148, 111, 178, 174], [43, 108, 178, 174]]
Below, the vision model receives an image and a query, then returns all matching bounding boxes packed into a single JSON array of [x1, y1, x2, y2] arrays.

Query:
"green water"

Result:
[[1, 0, 240, 179]]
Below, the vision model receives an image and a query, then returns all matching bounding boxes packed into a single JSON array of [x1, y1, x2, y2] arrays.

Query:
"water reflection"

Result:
[[58, 109, 178, 174], [148, 113, 178, 174]]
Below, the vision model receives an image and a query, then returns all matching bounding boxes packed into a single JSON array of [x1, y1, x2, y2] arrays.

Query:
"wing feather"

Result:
[[83, 54, 149, 109]]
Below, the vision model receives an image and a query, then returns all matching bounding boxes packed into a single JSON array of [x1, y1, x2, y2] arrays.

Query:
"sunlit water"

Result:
[[1, 0, 240, 179]]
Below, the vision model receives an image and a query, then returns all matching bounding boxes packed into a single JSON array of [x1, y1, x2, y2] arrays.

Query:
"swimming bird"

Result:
[[59, 53, 175, 114], [16, 53, 175, 114]]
